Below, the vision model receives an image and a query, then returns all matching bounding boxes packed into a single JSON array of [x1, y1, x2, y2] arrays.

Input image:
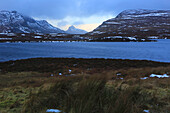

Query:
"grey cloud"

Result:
[[57, 21, 69, 26], [73, 21, 84, 25], [0, 0, 169, 19]]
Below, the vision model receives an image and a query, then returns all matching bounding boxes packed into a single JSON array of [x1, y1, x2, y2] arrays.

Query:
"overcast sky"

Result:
[[0, 0, 169, 31]]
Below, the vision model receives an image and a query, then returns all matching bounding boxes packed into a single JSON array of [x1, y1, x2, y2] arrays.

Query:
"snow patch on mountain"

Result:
[[116, 9, 170, 18]]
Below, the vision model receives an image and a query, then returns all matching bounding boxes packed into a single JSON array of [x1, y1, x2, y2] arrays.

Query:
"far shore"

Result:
[[0, 39, 157, 43]]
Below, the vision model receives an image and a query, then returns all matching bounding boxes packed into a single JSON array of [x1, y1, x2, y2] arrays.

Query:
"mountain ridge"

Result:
[[89, 9, 170, 38], [0, 10, 65, 33]]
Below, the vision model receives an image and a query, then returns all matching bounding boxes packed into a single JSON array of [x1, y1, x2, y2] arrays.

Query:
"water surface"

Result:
[[0, 39, 170, 62]]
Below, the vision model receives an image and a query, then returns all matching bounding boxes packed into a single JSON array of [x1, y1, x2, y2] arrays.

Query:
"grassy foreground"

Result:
[[0, 58, 170, 113]]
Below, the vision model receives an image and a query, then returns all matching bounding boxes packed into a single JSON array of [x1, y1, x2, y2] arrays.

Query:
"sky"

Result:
[[0, 0, 169, 31]]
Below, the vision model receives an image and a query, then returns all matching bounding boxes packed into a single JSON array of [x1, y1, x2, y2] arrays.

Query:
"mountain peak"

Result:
[[68, 25, 76, 29], [66, 25, 87, 34]]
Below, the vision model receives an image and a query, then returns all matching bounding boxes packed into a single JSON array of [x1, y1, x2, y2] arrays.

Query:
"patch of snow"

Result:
[[34, 36, 42, 38], [133, 13, 169, 17], [116, 73, 122, 76], [0, 33, 7, 35], [111, 36, 123, 39], [91, 31, 105, 34], [150, 74, 169, 78], [148, 36, 159, 39], [122, 17, 132, 19], [105, 22, 121, 24], [126, 37, 137, 40], [21, 34, 25, 36], [141, 74, 169, 79], [50, 33, 58, 37], [19, 26, 30, 33], [51, 74, 54, 77], [46, 109, 61, 113], [140, 77, 149, 80], [143, 110, 149, 113], [0, 38, 12, 40], [141, 39, 145, 41], [100, 25, 108, 27], [143, 29, 149, 31], [7, 33, 16, 36]]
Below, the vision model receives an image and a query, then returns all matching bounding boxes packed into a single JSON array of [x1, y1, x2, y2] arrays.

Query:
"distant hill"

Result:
[[89, 9, 170, 38], [66, 25, 87, 34], [0, 10, 65, 33]]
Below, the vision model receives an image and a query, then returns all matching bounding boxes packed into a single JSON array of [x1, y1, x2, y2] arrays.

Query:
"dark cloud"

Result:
[[0, 0, 169, 19]]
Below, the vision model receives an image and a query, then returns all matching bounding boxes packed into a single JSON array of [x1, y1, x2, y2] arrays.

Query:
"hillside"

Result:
[[0, 10, 65, 33], [89, 9, 170, 38]]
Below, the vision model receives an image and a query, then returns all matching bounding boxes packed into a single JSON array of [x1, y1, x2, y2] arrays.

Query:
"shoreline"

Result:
[[1, 57, 170, 63], [0, 39, 157, 43]]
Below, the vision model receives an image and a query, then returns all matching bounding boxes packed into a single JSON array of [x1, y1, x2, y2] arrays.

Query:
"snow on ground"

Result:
[[126, 37, 137, 40], [51, 74, 54, 77], [69, 69, 72, 73], [116, 73, 124, 79], [105, 22, 121, 24], [116, 73, 122, 76], [91, 31, 105, 34], [46, 109, 61, 113], [143, 110, 150, 113], [141, 74, 169, 79], [140, 77, 149, 80], [150, 74, 169, 78], [100, 25, 108, 27], [132, 13, 169, 17]]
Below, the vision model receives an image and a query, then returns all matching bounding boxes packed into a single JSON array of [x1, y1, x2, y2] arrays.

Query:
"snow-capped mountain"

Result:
[[66, 25, 87, 34], [89, 9, 170, 38], [116, 9, 170, 18], [0, 10, 65, 33]]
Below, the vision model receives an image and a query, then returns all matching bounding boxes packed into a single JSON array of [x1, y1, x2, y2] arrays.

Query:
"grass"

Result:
[[0, 71, 57, 113], [22, 75, 170, 113], [22, 76, 141, 113], [0, 58, 170, 113]]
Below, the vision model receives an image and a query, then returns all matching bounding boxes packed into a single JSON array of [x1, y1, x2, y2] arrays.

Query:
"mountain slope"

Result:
[[89, 9, 170, 38], [0, 10, 65, 33], [66, 25, 87, 34]]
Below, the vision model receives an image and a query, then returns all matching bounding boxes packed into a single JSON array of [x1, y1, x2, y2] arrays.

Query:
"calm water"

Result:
[[0, 39, 170, 62]]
